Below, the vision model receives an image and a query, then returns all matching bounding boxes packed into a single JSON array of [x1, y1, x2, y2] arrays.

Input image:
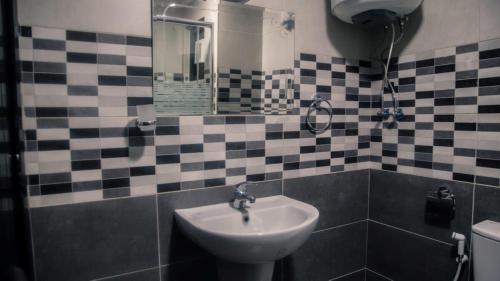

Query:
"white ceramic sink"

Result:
[[174, 195, 319, 281]]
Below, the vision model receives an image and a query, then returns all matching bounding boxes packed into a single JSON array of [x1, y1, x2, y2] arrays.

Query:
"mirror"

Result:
[[152, 0, 295, 115]]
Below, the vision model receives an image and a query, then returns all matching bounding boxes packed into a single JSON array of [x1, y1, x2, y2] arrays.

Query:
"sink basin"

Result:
[[175, 195, 319, 281]]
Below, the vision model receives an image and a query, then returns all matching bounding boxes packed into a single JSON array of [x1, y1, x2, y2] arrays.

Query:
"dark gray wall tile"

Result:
[[474, 184, 500, 223], [160, 259, 218, 281], [367, 221, 467, 281], [333, 269, 365, 281], [157, 180, 282, 265], [365, 270, 392, 281], [283, 221, 367, 281], [30, 196, 158, 281], [97, 268, 160, 281], [369, 170, 473, 242], [284, 169, 369, 230]]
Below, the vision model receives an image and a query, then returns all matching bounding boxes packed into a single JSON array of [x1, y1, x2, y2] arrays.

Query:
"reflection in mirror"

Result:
[[152, 0, 295, 115], [153, 8, 215, 114], [217, 2, 295, 115]]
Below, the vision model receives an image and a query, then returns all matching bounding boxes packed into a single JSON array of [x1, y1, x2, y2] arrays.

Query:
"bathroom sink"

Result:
[[174, 195, 319, 281]]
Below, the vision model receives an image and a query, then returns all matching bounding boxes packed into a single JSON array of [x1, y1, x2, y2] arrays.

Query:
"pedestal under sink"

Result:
[[174, 195, 319, 281]]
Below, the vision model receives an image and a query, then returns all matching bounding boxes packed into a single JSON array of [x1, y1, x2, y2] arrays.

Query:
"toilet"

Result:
[[472, 220, 500, 281]]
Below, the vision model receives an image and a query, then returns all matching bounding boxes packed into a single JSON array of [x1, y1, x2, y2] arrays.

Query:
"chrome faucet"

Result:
[[232, 182, 256, 209]]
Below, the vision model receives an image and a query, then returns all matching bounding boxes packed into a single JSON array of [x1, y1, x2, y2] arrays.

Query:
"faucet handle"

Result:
[[234, 182, 249, 195]]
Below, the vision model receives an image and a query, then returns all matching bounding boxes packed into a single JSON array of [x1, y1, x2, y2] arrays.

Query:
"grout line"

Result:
[[312, 219, 366, 234], [154, 193, 161, 281], [327, 268, 365, 281], [27, 208, 38, 281], [468, 184, 476, 281], [365, 169, 371, 268], [368, 219, 454, 246], [91, 266, 159, 281], [365, 268, 394, 281]]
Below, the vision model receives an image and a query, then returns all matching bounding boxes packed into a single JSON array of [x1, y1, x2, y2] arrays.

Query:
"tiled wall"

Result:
[[29, 169, 370, 281], [366, 169, 500, 281], [217, 68, 294, 115], [18, 25, 372, 207], [370, 38, 500, 188]]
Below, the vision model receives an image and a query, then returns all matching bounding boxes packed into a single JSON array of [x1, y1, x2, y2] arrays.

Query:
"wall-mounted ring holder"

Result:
[[305, 97, 333, 134], [136, 104, 157, 132]]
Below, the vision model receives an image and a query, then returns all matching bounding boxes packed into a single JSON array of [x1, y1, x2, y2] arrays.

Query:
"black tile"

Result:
[[30, 196, 158, 281], [66, 30, 97, 42], [126, 36, 151, 47], [180, 144, 203, 153], [156, 155, 180, 165], [20, 26, 32, 37], [474, 184, 500, 223], [369, 170, 473, 242], [300, 53, 316, 61], [101, 148, 129, 158], [71, 160, 101, 171], [103, 178, 130, 189], [284, 170, 369, 230], [127, 66, 153, 76], [35, 107, 67, 117], [67, 52, 97, 64], [34, 73, 66, 84], [157, 181, 281, 265], [99, 75, 127, 86], [38, 140, 69, 151], [480, 48, 500, 60], [130, 166, 156, 177], [33, 39, 65, 51], [70, 128, 99, 138], [479, 77, 500, 87], [283, 221, 367, 281], [367, 221, 466, 281], [40, 183, 72, 195]]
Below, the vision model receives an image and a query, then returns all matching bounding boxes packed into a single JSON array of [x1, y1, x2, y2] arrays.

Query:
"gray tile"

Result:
[[97, 268, 160, 281], [369, 170, 473, 242], [474, 184, 500, 223], [333, 270, 366, 281], [159, 259, 217, 281], [34, 62, 66, 73], [365, 270, 391, 281], [30, 195, 158, 281], [367, 222, 467, 281], [157, 180, 282, 265], [68, 85, 98, 96], [98, 33, 126, 44], [98, 54, 126, 65], [284, 170, 369, 230], [283, 221, 367, 281]]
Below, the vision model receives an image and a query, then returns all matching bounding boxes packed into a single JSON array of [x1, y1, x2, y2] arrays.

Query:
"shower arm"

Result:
[[159, 3, 216, 18]]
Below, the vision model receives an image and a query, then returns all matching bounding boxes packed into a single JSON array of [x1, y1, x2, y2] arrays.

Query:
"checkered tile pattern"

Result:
[[370, 39, 500, 187], [23, 25, 500, 206], [217, 68, 294, 115], [19, 25, 372, 207]]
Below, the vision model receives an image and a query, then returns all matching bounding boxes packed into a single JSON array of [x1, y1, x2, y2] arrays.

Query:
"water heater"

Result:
[[331, 0, 423, 25]]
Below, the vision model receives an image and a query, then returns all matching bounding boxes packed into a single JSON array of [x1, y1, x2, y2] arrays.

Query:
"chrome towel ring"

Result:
[[305, 97, 333, 134]]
